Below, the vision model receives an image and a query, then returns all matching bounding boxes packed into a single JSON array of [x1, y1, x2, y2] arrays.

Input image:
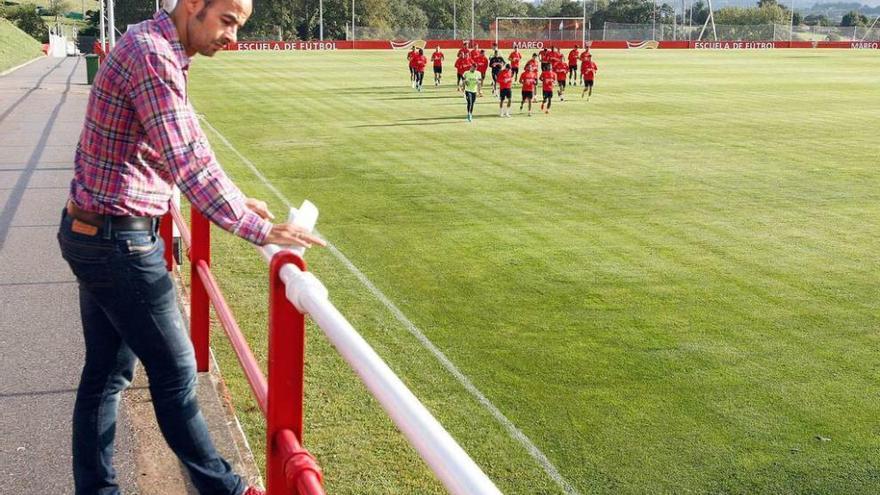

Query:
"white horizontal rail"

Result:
[[259, 243, 503, 495]]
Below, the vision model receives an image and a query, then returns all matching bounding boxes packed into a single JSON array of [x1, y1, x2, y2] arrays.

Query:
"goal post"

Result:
[[861, 15, 879, 41], [494, 16, 590, 47]]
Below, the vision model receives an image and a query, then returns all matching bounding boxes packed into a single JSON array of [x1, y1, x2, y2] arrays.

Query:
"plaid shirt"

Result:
[[70, 10, 271, 245]]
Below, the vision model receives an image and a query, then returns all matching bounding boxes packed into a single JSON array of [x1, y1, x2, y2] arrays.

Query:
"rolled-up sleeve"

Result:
[[128, 50, 271, 245]]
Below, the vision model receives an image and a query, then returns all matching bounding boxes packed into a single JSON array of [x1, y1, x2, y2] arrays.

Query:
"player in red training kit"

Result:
[[578, 49, 591, 88], [553, 58, 568, 101], [457, 41, 469, 59], [579, 48, 591, 68], [497, 64, 514, 117], [523, 53, 539, 74], [431, 47, 445, 86], [524, 54, 540, 102], [567, 45, 580, 85], [539, 64, 556, 113], [508, 47, 522, 82], [581, 55, 598, 99], [474, 50, 489, 96], [407, 46, 417, 87], [470, 43, 481, 61], [518, 66, 538, 116], [413, 48, 427, 92], [454, 51, 472, 91], [540, 47, 551, 64]]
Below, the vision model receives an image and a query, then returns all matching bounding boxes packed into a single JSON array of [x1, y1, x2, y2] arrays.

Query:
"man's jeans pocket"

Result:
[[116, 231, 158, 256]]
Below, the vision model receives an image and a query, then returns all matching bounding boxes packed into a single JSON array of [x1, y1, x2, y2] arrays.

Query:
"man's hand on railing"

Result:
[[265, 224, 327, 248], [245, 197, 326, 248]]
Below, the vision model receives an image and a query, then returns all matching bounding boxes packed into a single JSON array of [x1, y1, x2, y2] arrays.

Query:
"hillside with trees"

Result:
[[0, 16, 43, 72]]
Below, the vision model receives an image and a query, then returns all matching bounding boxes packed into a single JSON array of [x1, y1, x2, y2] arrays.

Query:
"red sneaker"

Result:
[[243, 487, 265, 495]]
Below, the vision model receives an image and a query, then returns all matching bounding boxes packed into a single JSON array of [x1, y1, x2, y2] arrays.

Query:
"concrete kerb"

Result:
[[122, 263, 264, 494], [0, 55, 48, 77], [172, 263, 264, 490]]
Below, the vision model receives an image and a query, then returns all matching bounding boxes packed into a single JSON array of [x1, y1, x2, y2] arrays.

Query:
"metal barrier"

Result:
[[161, 206, 324, 494], [160, 201, 502, 495], [601, 22, 880, 41]]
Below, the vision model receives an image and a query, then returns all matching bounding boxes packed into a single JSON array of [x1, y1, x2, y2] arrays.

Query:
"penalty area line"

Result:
[[198, 115, 581, 495]]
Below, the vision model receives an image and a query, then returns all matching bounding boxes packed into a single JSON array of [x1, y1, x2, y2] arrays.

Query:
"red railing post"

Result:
[[277, 429, 324, 494], [160, 212, 174, 271], [190, 208, 211, 372], [266, 251, 308, 494]]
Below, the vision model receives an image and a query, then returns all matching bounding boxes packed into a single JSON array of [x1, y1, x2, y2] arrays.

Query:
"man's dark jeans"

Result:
[[57, 209, 244, 495]]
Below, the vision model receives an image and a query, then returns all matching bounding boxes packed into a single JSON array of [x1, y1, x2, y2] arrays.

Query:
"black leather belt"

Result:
[[66, 200, 157, 231]]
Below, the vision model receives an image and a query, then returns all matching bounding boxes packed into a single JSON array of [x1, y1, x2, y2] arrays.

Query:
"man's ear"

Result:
[[181, 0, 204, 16]]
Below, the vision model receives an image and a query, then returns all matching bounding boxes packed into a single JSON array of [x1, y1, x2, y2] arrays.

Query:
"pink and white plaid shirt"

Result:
[[70, 10, 271, 245]]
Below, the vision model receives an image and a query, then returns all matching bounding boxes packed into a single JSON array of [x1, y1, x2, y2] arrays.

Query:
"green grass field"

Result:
[[185, 49, 880, 494]]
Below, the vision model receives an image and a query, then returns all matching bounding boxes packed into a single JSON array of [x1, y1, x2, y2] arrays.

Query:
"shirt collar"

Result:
[[155, 9, 191, 70]]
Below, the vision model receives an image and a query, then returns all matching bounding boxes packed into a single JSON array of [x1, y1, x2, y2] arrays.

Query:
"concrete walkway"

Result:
[[0, 56, 259, 494], [0, 56, 136, 494]]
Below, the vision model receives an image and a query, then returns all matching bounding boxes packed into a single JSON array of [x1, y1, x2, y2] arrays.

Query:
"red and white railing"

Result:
[[160, 201, 502, 495]]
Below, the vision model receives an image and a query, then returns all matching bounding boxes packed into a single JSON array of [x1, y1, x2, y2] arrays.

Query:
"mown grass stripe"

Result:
[[199, 113, 582, 495]]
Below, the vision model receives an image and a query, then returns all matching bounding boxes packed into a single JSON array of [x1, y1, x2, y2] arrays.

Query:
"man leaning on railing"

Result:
[[57, 0, 324, 494]]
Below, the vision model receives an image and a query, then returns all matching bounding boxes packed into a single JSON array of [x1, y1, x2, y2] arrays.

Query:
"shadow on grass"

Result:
[[352, 115, 471, 128], [380, 94, 464, 101], [335, 86, 467, 98], [335, 89, 396, 96], [334, 86, 418, 95]]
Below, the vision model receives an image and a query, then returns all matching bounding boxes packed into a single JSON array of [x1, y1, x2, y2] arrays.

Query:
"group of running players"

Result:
[[406, 41, 598, 121]]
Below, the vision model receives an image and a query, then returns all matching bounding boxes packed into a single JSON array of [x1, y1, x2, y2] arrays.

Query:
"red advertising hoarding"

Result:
[[226, 39, 880, 51]]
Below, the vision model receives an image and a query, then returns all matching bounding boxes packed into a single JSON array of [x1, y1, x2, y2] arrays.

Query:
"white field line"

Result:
[[199, 116, 581, 495]]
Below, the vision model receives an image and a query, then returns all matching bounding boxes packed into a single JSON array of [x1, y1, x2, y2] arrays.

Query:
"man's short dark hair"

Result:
[[195, 0, 214, 21]]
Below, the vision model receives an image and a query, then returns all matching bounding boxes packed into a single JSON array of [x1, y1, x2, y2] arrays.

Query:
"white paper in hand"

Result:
[[286, 200, 319, 257]]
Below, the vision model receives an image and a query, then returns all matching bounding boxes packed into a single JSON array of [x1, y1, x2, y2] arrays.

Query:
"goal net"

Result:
[[494, 17, 589, 45]]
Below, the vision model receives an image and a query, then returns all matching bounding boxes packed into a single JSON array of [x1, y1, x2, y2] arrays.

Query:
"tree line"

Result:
[[239, 0, 876, 40], [0, 1, 70, 43], [1, 0, 875, 44]]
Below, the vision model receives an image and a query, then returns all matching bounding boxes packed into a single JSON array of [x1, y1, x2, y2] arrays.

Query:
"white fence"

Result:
[[346, 26, 492, 40], [341, 22, 878, 41], [603, 22, 879, 41], [347, 25, 604, 41]]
